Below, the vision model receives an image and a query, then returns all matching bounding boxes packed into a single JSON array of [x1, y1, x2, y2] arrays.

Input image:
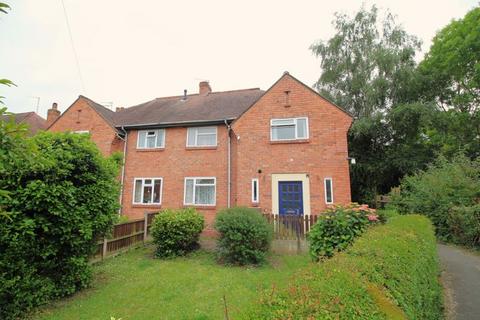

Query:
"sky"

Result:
[[0, 0, 477, 118]]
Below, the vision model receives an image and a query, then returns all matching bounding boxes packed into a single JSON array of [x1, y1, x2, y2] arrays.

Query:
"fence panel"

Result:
[[93, 212, 158, 261], [263, 214, 319, 240]]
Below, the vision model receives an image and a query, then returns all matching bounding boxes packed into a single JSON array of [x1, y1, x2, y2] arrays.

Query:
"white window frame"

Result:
[[324, 177, 334, 204], [251, 178, 259, 203], [186, 126, 218, 147], [183, 177, 216, 206], [132, 177, 163, 205], [137, 129, 165, 149], [270, 117, 309, 141]]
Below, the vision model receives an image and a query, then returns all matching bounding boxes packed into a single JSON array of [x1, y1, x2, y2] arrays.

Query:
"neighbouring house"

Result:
[[1, 111, 47, 135], [47, 72, 353, 229]]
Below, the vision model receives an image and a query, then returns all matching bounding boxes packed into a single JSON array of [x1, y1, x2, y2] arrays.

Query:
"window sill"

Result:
[[183, 205, 216, 210], [136, 148, 165, 152], [132, 204, 162, 209], [270, 139, 310, 145], [251, 202, 260, 207], [185, 146, 218, 151]]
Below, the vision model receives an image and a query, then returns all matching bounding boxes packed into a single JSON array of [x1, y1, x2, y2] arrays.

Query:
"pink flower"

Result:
[[367, 214, 379, 222]]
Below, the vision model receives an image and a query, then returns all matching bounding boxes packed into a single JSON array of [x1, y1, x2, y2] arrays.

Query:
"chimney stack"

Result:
[[47, 102, 61, 127], [199, 81, 212, 95]]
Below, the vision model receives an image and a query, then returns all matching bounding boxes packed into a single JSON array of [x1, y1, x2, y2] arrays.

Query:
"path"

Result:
[[437, 244, 480, 320]]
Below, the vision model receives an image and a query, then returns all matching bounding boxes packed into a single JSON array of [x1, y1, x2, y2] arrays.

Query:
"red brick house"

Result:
[[47, 72, 353, 228], [1, 111, 47, 135]]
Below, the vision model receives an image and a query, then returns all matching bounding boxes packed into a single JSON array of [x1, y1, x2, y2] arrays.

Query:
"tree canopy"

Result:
[[418, 7, 480, 113], [312, 5, 480, 204], [310, 5, 421, 118]]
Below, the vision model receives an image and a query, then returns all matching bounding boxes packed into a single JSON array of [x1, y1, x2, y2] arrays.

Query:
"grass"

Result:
[[31, 245, 310, 320]]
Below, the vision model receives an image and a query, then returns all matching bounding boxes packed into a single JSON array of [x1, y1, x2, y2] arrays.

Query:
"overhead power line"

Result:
[[61, 0, 86, 93]]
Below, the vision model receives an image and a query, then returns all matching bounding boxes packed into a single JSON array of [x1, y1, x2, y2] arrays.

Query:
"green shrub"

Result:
[[0, 130, 120, 320], [151, 208, 204, 258], [392, 154, 480, 245], [250, 215, 443, 320], [215, 207, 272, 265], [448, 204, 480, 247], [308, 203, 380, 259]]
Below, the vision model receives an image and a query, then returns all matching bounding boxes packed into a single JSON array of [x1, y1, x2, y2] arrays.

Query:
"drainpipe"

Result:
[[118, 126, 128, 215], [224, 120, 231, 208]]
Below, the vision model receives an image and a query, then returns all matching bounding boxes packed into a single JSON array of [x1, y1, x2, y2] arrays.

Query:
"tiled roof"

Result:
[[113, 88, 264, 128], [69, 73, 352, 130], [1, 111, 47, 134], [79, 95, 117, 127]]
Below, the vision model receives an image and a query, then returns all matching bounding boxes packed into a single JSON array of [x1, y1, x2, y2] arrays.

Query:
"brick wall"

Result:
[[121, 125, 229, 230], [231, 74, 353, 214], [48, 98, 123, 156]]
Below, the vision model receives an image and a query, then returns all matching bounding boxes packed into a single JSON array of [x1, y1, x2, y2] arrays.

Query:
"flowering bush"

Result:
[[308, 203, 380, 260]]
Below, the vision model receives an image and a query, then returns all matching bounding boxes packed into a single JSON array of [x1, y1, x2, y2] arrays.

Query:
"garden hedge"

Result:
[[0, 130, 120, 320], [250, 215, 443, 319], [392, 154, 480, 247]]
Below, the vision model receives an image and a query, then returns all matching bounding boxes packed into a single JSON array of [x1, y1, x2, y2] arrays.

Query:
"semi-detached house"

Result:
[[48, 72, 353, 230]]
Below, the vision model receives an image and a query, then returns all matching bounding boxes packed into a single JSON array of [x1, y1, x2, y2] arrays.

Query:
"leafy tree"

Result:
[[311, 5, 421, 117], [349, 103, 436, 203], [427, 110, 480, 159], [0, 132, 120, 319], [418, 7, 480, 113], [0, 2, 15, 106]]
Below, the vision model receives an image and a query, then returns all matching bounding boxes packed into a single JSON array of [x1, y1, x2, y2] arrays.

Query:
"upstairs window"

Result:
[[184, 177, 216, 205], [137, 129, 165, 149], [271, 117, 308, 141], [187, 126, 217, 147], [133, 178, 163, 204]]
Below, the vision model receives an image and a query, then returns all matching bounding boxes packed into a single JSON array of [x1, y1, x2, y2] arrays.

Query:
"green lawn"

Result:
[[32, 245, 310, 320]]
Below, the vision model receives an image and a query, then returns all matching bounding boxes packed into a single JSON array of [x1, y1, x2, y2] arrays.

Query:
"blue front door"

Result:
[[279, 181, 304, 215]]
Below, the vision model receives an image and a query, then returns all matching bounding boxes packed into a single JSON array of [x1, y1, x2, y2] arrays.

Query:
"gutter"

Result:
[[117, 118, 236, 130], [224, 119, 231, 208], [118, 126, 128, 215]]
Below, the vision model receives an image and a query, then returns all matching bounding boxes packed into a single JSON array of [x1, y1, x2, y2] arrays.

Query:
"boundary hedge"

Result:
[[249, 215, 443, 319]]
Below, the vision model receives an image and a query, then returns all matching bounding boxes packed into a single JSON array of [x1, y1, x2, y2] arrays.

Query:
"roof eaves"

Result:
[[118, 118, 236, 130], [78, 95, 119, 133]]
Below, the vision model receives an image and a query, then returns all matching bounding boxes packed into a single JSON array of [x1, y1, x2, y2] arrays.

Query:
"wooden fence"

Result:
[[375, 195, 391, 209], [93, 212, 158, 261], [263, 214, 319, 240]]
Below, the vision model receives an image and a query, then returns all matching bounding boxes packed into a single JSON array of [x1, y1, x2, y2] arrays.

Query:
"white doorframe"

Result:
[[271, 173, 311, 215]]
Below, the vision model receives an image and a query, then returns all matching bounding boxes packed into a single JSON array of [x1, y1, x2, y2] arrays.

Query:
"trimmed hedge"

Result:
[[250, 215, 442, 319], [151, 208, 204, 258], [215, 207, 272, 265]]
